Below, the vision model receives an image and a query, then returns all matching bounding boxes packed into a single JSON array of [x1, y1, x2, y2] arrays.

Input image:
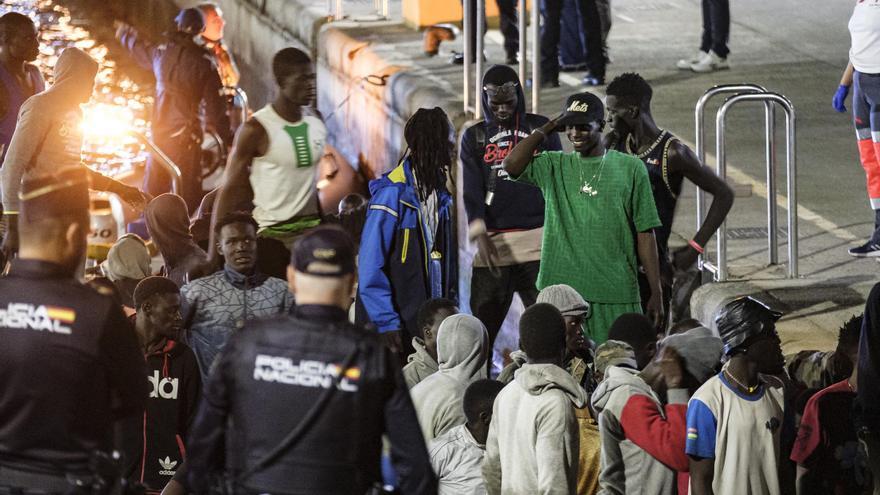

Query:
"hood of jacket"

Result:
[[480, 64, 526, 124], [408, 337, 438, 366], [102, 234, 152, 282], [591, 365, 655, 414], [49, 48, 98, 105], [145, 193, 207, 268], [436, 314, 488, 385], [514, 363, 587, 408]]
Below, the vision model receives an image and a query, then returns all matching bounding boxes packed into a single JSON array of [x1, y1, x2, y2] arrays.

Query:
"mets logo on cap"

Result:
[[560, 92, 604, 126]]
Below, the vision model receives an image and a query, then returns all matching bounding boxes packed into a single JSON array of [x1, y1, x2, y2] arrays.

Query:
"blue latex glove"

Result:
[[833, 84, 850, 113]]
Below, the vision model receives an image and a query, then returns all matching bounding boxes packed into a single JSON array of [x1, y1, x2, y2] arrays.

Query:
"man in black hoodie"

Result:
[[461, 65, 562, 351], [123, 276, 201, 493]]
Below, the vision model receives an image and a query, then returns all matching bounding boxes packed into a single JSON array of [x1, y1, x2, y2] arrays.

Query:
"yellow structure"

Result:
[[403, 0, 531, 29]]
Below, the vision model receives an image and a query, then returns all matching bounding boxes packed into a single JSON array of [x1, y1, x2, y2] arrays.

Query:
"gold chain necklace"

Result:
[[628, 130, 667, 158], [578, 152, 607, 197], [723, 368, 760, 394]]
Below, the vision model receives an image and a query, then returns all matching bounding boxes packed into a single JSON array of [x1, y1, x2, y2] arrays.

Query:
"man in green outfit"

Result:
[[502, 92, 663, 343]]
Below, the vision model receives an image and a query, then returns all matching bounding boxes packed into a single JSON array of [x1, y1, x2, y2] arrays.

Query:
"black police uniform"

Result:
[[0, 259, 147, 492], [187, 304, 437, 495]]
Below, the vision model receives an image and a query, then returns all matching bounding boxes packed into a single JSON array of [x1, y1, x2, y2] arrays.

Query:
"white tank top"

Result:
[[250, 104, 327, 228]]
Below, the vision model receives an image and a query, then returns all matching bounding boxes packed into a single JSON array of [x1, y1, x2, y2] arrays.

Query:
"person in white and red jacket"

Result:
[[122, 277, 201, 494], [591, 325, 723, 495]]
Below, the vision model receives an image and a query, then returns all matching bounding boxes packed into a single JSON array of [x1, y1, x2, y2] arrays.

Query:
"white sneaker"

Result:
[[690, 50, 729, 73], [676, 51, 707, 70]]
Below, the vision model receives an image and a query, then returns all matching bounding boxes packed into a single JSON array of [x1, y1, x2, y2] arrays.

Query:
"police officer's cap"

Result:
[[20, 167, 90, 223], [715, 296, 782, 355], [291, 226, 356, 277]]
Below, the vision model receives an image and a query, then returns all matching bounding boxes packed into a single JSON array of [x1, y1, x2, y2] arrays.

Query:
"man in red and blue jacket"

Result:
[[592, 325, 722, 494]]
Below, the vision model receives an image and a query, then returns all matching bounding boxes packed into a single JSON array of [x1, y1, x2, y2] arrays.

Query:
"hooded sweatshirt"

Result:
[[605, 327, 724, 495], [483, 363, 586, 495], [403, 337, 439, 388], [145, 193, 209, 287], [101, 234, 153, 308], [1, 47, 98, 213], [590, 366, 676, 495], [411, 314, 488, 442], [460, 65, 562, 234], [120, 339, 201, 493]]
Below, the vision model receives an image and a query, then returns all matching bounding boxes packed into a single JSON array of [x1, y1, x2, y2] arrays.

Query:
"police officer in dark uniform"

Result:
[[0, 168, 147, 493], [117, 8, 232, 213], [186, 226, 437, 494]]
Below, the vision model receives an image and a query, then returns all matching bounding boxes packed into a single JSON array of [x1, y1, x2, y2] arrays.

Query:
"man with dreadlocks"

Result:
[[605, 73, 733, 318], [357, 108, 458, 355]]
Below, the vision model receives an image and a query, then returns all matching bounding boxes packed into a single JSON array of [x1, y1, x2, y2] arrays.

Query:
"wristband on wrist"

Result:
[[688, 239, 704, 254]]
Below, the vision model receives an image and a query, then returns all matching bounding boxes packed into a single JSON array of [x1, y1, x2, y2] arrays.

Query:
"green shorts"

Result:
[[584, 301, 643, 344]]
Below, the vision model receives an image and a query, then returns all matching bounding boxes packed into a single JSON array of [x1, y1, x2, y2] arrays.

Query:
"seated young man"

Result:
[[403, 298, 459, 389], [122, 277, 201, 493], [429, 379, 504, 494], [181, 212, 293, 381]]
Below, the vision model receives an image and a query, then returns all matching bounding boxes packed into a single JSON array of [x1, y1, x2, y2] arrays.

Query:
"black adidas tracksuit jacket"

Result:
[[121, 338, 201, 493]]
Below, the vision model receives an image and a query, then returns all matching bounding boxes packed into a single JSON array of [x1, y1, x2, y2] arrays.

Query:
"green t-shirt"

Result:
[[516, 150, 661, 303]]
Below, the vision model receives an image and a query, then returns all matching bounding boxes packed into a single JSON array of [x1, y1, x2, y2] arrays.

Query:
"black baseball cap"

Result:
[[558, 92, 605, 127], [291, 226, 356, 277]]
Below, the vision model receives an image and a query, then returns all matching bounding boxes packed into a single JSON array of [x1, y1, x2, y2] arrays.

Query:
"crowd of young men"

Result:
[[0, 8, 877, 494]]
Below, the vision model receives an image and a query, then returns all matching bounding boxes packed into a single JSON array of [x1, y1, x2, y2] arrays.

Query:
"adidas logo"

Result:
[[158, 456, 178, 476], [567, 101, 589, 113]]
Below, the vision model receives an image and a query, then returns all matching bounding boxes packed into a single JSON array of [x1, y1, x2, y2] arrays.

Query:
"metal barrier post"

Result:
[[475, 0, 485, 119], [518, 0, 526, 86], [130, 132, 182, 195], [765, 103, 778, 264], [530, 0, 540, 112], [715, 92, 798, 280], [694, 84, 767, 275], [463, 0, 473, 115]]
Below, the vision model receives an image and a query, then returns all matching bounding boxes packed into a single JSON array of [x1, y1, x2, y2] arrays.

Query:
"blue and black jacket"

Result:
[[460, 64, 562, 232], [357, 160, 458, 335]]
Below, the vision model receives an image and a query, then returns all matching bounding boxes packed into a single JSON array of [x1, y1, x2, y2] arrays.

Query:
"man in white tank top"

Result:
[[211, 47, 326, 278]]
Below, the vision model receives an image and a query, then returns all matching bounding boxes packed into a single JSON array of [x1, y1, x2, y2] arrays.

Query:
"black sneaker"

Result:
[[848, 241, 880, 257]]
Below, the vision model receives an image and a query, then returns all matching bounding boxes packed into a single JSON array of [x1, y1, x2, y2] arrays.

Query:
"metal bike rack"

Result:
[[694, 85, 798, 281]]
